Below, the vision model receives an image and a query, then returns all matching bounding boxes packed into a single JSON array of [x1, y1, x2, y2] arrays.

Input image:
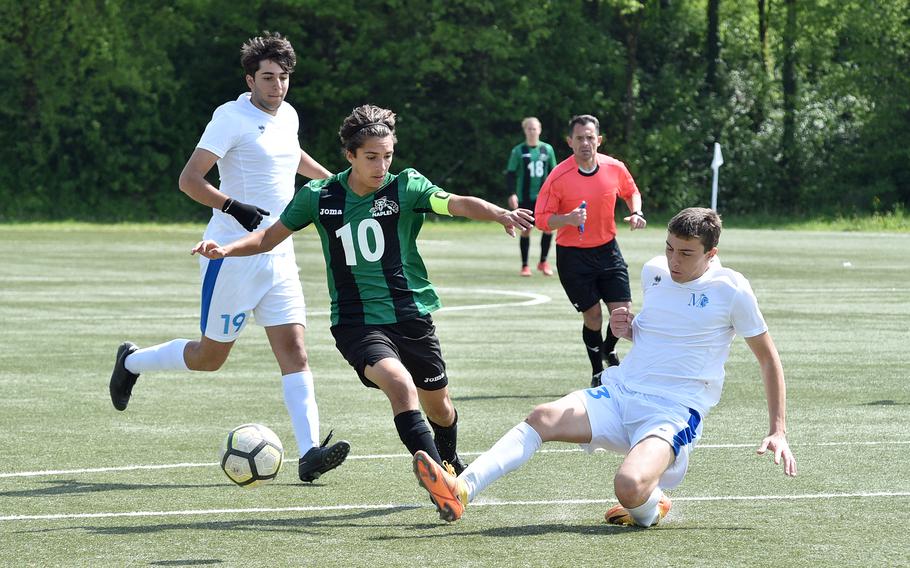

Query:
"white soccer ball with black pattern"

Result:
[[220, 423, 284, 488]]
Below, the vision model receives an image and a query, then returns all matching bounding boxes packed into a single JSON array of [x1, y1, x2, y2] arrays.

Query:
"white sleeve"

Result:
[[196, 108, 238, 159], [731, 277, 768, 338]]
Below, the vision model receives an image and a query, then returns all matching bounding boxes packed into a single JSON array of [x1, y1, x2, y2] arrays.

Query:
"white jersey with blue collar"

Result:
[[605, 255, 768, 416]]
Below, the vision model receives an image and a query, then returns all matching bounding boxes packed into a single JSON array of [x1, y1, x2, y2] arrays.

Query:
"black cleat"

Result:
[[604, 351, 620, 367], [590, 371, 603, 389], [447, 453, 468, 476], [298, 430, 350, 482], [109, 341, 140, 411]]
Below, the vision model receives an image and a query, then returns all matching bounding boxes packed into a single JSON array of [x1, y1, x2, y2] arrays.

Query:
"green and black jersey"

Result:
[[505, 141, 557, 204], [280, 168, 443, 327]]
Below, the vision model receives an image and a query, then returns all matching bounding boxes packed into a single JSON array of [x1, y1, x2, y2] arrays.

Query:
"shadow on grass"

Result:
[[16, 506, 420, 536], [0, 479, 224, 498], [370, 522, 756, 539], [860, 400, 910, 406]]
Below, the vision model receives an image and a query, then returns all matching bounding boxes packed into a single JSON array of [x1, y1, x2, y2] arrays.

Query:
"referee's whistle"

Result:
[[578, 201, 587, 234]]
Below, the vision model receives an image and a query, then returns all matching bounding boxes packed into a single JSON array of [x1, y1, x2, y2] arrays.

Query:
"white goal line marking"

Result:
[[1, 441, 907, 480], [1, 492, 908, 523]]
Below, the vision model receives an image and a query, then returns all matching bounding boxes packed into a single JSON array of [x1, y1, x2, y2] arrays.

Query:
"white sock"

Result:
[[461, 421, 542, 502], [628, 487, 665, 527], [282, 371, 320, 458], [125, 339, 190, 374]]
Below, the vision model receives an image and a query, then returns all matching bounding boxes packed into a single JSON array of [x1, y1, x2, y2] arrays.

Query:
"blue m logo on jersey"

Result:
[[689, 293, 709, 308]]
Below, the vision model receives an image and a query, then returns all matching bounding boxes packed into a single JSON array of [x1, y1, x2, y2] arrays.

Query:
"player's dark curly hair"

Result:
[[667, 207, 723, 251], [568, 114, 600, 134], [339, 104, 397, 154], [240, 31, 296, 77]]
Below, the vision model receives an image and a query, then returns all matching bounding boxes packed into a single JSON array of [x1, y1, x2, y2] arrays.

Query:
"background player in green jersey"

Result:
[[506, 117, 558, 277], [192, 104, 534, 475]]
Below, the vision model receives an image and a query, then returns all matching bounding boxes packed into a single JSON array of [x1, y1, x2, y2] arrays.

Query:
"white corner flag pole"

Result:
[[710, 142, 724, 211]]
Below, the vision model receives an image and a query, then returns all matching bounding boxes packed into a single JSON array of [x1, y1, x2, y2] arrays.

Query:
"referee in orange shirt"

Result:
[[535, 115, 647, 387]]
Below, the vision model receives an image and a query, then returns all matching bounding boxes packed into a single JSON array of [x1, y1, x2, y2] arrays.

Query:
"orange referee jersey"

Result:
[[534, 153, 640, 248]]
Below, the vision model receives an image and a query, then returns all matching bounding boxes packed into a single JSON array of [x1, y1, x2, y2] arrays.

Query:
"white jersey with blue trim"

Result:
[[196, 93, 302, 255], [605, 255, 768, 416]]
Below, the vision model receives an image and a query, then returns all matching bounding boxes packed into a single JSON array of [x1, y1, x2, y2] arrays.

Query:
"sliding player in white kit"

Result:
[[108, 32, 350, 483], [414, 207, 797, 525]]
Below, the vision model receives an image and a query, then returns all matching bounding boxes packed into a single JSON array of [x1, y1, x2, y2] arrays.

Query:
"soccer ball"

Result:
[[220, 423, 284, 488]]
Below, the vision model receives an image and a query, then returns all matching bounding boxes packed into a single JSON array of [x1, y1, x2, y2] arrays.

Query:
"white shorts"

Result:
[[198, 252, 306, 342], [576, 382, 704, 489]]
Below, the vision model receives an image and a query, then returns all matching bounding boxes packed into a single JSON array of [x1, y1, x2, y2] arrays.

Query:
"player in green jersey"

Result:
[[192, 104, 534, 475], [506, 117, 558, 276]]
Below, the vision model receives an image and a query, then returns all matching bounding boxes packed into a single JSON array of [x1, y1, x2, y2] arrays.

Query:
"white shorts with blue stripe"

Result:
[[575, 382, 703, 489], [198, 251, 306, 342]]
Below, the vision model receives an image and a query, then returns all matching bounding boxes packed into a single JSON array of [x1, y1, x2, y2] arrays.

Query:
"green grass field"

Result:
[[1, 221, 908, 567]]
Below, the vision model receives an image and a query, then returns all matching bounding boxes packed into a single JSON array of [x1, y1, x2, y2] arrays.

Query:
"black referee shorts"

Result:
[[330, 314, 448, 391], [556, 240, 631, 312]]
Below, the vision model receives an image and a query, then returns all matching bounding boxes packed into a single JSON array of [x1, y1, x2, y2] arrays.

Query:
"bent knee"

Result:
[[613, 470, 652, 506]]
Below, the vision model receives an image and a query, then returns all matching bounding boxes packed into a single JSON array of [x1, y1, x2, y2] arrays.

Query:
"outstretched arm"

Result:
[[192, 220, 294, 259], [745, 331, 797, 477], [446, 194, 534, 237]]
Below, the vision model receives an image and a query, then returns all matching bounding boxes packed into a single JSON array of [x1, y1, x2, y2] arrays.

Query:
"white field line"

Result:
[[13, 287, 551, 321], [1, 492, 909, 523], [2, 441, 908, 480]]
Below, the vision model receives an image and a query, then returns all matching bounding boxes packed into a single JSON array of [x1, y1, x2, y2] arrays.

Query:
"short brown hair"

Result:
[[240, 32, 296, 77], [667, 207, 723, 251], [338, 104, 397, 153]]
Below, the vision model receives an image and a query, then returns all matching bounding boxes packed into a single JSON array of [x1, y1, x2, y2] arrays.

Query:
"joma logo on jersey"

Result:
[[320, 208, 343, 215], [424, 372, 445, 383], [370, 196, 399, 217]]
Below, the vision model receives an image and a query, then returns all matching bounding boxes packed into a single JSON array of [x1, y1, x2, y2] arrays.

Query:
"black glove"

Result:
[[221, 198, 270, 231]]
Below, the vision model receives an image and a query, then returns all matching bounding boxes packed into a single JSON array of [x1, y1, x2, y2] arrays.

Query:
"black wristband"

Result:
[[221, 198, 234, 213], [632, 210, 644, 218]]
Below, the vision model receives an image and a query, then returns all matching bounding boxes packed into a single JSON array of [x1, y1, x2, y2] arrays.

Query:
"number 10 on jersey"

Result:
[[335, 219, 386, 266]]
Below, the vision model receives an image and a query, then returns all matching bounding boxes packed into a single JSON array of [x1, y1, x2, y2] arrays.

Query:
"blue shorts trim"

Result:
[[199, 258, 224, 334], [671, 408, 702, 456]]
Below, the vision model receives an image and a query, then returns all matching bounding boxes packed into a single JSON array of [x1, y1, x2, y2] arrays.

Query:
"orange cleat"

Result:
[[605, 494, 672, 527], [413, 450, 468, 522], [536, 261, 554, 276], [520, 266, 532, 277]]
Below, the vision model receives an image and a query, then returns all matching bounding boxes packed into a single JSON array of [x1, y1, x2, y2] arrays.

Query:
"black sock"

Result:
[[519, 236, 530, 266], [602, 325, 619, 354], [428, 409, 459, 463], [540, 233, 552, 263], [394, 409, 442, 463], [583, 325, 604, 375]]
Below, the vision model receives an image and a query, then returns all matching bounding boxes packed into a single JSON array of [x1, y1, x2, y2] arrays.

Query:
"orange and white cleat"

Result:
[[536, 261, 554, 276], [413, 450, 468, 522], [520, 265, 532, 277], [605, 494, 672, 527]]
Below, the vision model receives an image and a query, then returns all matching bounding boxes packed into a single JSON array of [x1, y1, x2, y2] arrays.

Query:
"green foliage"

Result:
[[0, 0, 907, 220]]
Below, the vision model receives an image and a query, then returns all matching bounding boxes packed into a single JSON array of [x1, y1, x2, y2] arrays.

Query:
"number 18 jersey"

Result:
[[280, 168, 443, 326]]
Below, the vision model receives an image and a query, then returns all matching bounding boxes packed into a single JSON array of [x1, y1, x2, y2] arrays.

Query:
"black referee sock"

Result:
[[603, 325, 619, 355], [519, 236, 530, 266], [540, 232, 552, 263], [429, 409, 459, 464], [394, 409, 442, 463], [583, 325, 604, 375]]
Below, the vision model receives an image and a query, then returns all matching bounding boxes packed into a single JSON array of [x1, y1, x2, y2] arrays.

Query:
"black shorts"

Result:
[[330, 314, 448, 391], [556, 240, 631, 311], [519, 199, 537, 212]]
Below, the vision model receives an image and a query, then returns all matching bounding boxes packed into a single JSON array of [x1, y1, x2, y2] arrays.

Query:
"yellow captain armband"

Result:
[[429, 191, 454, 216]]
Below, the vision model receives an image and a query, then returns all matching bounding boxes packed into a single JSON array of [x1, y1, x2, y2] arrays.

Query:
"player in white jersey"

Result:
[[108, 32, 350, 483], [413, 207, 797, 525]]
